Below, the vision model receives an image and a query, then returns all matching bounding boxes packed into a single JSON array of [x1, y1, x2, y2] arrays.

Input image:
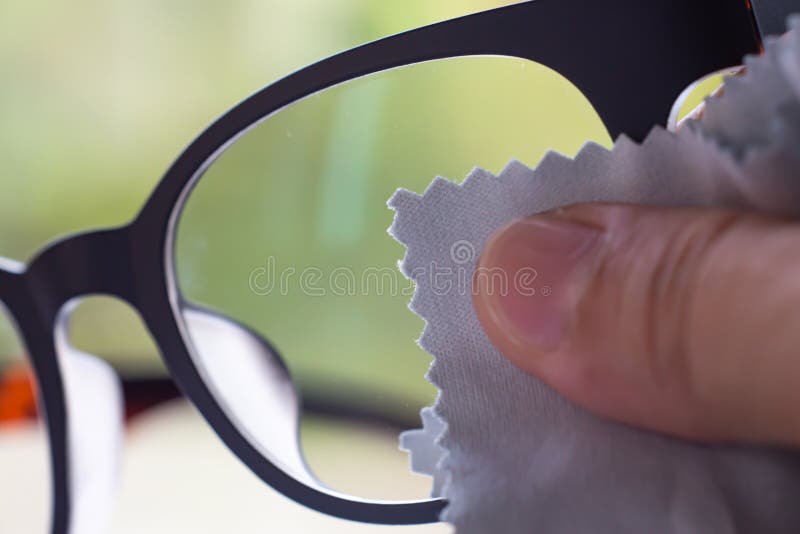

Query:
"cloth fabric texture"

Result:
[[393, 17, 800, 534]]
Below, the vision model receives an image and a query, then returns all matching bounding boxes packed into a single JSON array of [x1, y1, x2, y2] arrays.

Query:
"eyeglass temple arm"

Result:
[[176, 301, 448, 524], [53, 305, 124, 534], [750, 0, 799, 40]]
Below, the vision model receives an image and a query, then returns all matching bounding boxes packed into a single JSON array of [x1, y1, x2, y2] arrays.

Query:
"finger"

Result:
[[473, 203, 800, 446]]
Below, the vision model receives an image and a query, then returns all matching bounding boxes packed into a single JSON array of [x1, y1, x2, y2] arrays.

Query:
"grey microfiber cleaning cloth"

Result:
[[393, 17, 800, 534]]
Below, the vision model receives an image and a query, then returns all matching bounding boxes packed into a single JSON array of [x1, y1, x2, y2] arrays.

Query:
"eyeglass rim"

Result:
[[151, 0, 757, 520]]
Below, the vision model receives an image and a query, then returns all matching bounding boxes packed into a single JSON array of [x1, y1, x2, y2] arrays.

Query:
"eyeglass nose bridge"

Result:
[[19, 226, 141, 321]]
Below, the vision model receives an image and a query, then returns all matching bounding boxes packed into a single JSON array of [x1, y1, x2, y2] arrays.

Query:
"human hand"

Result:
[[473, 203, 800, 446]]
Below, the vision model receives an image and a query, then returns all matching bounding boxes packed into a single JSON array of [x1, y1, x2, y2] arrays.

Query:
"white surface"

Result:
[[58, 339, 124, 534], [110, 401, 449, 534], [0, 400, 450, 533], [0, 422, 50, 534]]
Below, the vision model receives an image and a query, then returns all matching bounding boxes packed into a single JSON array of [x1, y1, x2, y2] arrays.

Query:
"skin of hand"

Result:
[[473, 203, 800, 447]]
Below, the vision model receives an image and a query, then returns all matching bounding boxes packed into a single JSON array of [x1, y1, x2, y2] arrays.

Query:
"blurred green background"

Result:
[[0, 0, 721, 390], [0, 0, 721, 530]]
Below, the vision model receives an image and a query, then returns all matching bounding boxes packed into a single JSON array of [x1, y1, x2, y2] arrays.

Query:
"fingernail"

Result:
[[473, 216, 602, 353]]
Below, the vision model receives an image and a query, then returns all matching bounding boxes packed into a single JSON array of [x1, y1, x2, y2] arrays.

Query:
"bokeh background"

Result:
[[0, 0, 718, 532]]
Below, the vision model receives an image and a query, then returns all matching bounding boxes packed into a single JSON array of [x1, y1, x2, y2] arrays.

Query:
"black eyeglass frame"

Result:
[[0, 0, 767, 532]]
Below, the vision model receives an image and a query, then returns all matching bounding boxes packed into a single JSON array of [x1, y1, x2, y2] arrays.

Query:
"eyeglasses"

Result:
[[0, 0, 771, 532]]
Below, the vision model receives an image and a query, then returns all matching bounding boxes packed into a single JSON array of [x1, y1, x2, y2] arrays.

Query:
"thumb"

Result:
[[473, 203, 800, 446]]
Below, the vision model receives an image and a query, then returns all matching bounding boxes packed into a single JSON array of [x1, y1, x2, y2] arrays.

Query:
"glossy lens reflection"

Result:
[[0, 304, 50, 533], [174, 56, 610, 499]]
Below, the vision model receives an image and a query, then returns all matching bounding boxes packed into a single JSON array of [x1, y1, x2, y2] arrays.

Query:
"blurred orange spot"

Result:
[[0, 363, 37, 423]]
